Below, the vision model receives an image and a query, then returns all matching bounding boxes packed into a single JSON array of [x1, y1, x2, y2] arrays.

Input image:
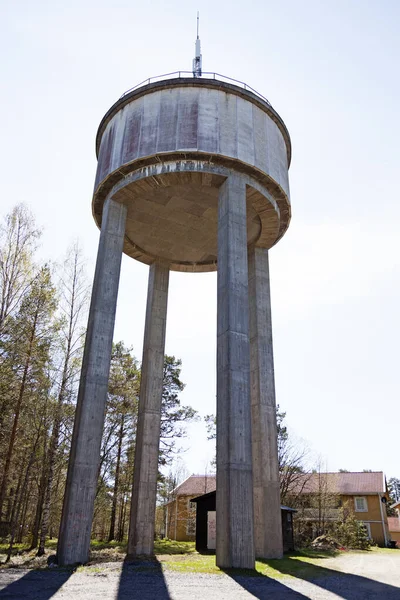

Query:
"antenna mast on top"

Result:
[[192, 12, 202, 78]]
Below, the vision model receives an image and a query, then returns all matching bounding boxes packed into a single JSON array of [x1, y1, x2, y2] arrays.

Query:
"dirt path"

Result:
[[1, 551, 400, 599]]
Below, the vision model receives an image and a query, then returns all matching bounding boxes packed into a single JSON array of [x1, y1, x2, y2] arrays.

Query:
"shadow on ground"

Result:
[[222, 568, 310, 599], [0, 567, 74, 599], [117, 557, 171, 600], [262, 557, 400, 600]]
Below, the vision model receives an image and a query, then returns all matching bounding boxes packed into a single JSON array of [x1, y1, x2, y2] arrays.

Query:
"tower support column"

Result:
[[248, 246, 283, 559], [58, 198, 127, 566], [128, 262, 169, 556], [216, 174, 255, 569]]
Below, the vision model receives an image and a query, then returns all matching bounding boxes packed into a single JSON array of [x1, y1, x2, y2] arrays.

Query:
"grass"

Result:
[[157, 548, 341, 578], [1, 537, 396, 577], [154, 539, 196, 555], [0, 539, 57, 555], [89, 538, 195, 555], [0, 538, 196, 568]]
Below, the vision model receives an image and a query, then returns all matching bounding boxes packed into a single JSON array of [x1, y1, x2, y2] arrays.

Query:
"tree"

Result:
[[0, 205, 201, 552], [204, 406, 308, 503], [334, 508, 371, 550], [37, 244, 89, 555], [0, 205, 41, 479], [106, 342, 140, 542], [277, 407, 310, 504], [0, 266, 58, 520], [0, 204, 41, 335], [159, 356, 199, 466], [204, 414, 216, 441], [387, 477, 400, 517], [93, 351, 198, 542]]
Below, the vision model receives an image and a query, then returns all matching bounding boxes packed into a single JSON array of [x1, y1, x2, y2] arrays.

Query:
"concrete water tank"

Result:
[[93, 77, 291, 270]]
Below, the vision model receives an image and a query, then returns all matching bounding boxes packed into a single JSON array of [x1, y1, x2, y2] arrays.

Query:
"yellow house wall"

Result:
[[342, 494, 388, 545], [166, 495, 196, 542]]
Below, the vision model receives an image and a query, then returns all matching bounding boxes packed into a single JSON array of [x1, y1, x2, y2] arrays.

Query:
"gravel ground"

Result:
[[1, 551, 400, 599]]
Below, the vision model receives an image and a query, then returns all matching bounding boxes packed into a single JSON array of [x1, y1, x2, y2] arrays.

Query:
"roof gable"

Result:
[[173, 474, 216, 496]]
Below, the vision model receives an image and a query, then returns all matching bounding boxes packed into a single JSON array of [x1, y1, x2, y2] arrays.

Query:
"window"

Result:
[[361, 522, 371, 539], [354, 496, 368, 512], [187, 499, 196, 511], [186, 517, 196, 536]]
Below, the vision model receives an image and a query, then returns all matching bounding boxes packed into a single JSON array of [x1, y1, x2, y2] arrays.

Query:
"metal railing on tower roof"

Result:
[[120, 71, 272, 107]]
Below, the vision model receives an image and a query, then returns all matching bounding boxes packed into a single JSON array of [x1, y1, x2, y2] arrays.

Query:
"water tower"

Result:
[[57, 26, 291, 569]]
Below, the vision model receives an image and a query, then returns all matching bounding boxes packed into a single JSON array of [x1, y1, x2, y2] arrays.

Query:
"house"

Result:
[[162, 475, 216, 541], [288, 471, 390, 546], [388, 501, 400, 547], [160, 471, 391, 547]]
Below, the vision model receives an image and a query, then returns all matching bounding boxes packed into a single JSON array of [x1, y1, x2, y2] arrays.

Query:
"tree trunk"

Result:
[[37, 411, 61, 556], [0, 309, 38, 516], [17, 486, 30, 544], [117, 495, 125, 542], [118, 494, 128, 542], [6, 436, 39, 563], [9, 469, 24, 532], [38, 251, 80, 556], [30, 468, 47, 550], [108, 414, 124, 542]]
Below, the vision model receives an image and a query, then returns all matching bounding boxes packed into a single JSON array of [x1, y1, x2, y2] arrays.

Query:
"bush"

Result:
[[334, 515, 371, 550]]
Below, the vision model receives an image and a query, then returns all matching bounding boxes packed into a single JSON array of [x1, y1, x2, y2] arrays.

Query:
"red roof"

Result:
[[173, 475, 216, 496], [172, 471, 386, 497], [388, 517, 400, 533], [289, 472, 386, 495]]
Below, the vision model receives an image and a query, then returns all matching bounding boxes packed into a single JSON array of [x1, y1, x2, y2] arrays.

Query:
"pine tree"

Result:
[[0, 266, 58, 520], [37, 244, 89, 555]]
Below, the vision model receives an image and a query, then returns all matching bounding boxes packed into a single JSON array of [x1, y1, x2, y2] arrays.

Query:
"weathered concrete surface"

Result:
[[105, 162, 280, 272], [92, 80, 291, 271], [95, 82, 291, 196], [128, 262, 169, 556], [248, 246, 283, 559], [216, 175, 255, 569], [57, 198, 127, 566]]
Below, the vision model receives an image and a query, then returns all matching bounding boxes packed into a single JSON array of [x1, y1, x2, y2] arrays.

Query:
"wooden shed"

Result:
[[191, 491, 296, 553]]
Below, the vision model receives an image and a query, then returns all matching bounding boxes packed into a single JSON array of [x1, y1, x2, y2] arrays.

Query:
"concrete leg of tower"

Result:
[[248, 246, 283, 559], [57, 198, 127, 566], [128, 262, 169, 557], [216, 174, 255, 570]]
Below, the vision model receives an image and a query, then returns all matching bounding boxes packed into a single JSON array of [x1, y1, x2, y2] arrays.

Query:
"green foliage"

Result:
[[94, 350, 198, 541], [204, 414, 216, 441], [334, 510, 371, 550], [387, 477, 400, 516], [160, 355, 199, 466]]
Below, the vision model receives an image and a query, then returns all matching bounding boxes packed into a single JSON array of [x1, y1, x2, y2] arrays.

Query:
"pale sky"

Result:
[[1, 1, 399, 480]]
